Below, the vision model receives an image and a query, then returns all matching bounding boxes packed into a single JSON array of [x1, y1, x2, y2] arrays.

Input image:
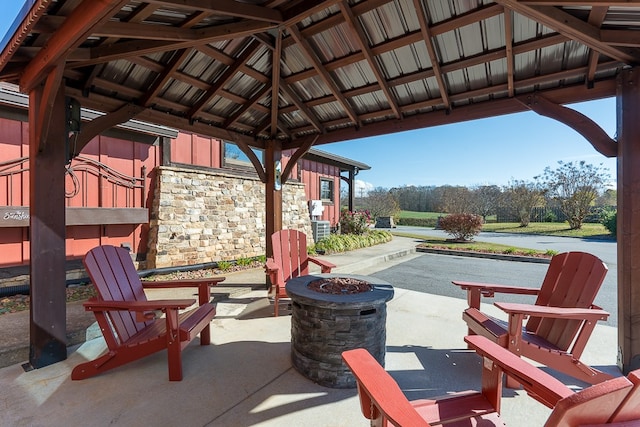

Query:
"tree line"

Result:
[[348, 161, 616, 230]]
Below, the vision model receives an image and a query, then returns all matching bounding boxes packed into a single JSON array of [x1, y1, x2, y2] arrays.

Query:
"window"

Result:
[[223, 141, 263, 169], [320, 178, 334, 202]]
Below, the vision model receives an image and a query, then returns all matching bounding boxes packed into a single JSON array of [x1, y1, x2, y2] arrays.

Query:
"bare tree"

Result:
[[470, 185, 503, 220], [504, 180, 546, 226], [437, 185, 474, 214], [362, 187, 400, 218], [538, 161, 610, 229]]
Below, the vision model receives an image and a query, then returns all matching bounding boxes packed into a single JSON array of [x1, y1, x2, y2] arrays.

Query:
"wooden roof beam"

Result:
[[145, 0, 283, 23], [69, 20, 276, 68], [413, 0, 451, 109], [586, 6, 609, 87], [141, 48, 191, 107], [20, 0, 129, 91], [287, 24, 360, 127], [270, 30, 283, 139], [188, 40, 261, 120], [279, 79, 324, 132], [504, 8, 515, 97], [495, 0, 640, 63], [339, 1, 401, 118], [223, 85, 271, 128]]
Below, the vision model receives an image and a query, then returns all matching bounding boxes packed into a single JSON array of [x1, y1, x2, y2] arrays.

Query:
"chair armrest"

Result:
[[142, 277, 224, 305], [452, 280, 539, 309], [142, 277, 225, 288], [465, 335, 574, 408], [342, 348, 431, 426], [83, 298, 197, 322], [452, 281, 540, 296], [83, 298, 196, 312], [265, 258, 279, 273], [494, 302, 610, 321], [308, 256, 336, 273]]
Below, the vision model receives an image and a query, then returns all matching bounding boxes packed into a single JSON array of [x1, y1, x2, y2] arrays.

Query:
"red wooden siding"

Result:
[[0, 117, 159, 266], [171, 133, 222, 168], [0, 120, 347, 267]]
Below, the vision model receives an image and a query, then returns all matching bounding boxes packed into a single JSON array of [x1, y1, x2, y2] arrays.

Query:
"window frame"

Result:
[[222, 141, 264, 170], [319, 177, 334, 203]]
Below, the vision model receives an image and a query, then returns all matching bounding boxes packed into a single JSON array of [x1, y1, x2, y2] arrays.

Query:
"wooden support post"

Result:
[[28, 78, 68, 368], [348, 169, 356, 212], [265, 141, 283, 259], [617, 67, 640, 374]]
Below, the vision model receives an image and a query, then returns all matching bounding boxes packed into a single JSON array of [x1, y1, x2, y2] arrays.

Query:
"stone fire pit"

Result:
[[286, 273, 394, 388]]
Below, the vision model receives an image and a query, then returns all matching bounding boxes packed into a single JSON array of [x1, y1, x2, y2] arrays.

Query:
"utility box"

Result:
[[309, 200, 324, 219], [311, 220, 330, 242]]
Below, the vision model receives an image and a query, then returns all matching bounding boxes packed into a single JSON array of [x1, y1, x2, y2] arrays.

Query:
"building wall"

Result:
[[0, 117, 158, 267], [0, 120, 340, 270], [146, 166, 312, 268]]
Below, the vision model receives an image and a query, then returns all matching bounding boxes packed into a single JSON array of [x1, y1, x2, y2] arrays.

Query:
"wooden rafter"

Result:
[[504, 8, 515, 97], [413, 0, 450, 109], [339, 1, 401, 118], [279, 79, 324, 132], [67, 20, 277, 68], [145, 0, 284, 23], [223, 85, 271, 128], [270, 30, 282, 138], [188, 40, 261, 120], [495, 0, 640, 63], [287, 24, 360, 127], [586, 6, 608, 87], [141, 48, 192, 107], [21, 0, 130, 91]]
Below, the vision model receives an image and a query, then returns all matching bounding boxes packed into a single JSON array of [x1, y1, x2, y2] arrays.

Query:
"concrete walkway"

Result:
[[0, 236, 621, 426]]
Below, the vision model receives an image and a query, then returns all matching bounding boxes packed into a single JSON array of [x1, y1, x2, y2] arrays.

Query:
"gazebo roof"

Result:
[[0, 0, 636, 151]]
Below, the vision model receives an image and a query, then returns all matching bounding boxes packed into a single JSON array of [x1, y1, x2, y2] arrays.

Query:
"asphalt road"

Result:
[[372, 226, 619, 326]]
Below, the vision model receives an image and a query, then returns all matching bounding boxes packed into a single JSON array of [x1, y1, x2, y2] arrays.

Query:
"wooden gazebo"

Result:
[[0, 0, 638, 374]]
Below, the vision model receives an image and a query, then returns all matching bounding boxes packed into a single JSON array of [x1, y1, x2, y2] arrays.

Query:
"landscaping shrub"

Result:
[[601, 208, 617, 236], [395, 217, 439, 228], [439, 213, 483, 241], [339, 209, 372, 235], [311, 230, 392, 254]]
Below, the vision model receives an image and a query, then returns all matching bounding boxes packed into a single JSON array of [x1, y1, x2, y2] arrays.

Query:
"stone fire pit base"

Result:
[[286, 274, 394, 388]]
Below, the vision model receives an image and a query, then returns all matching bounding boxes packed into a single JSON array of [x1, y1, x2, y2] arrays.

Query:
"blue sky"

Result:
[[321, 98, 617, 191], [0, 2, 618, 192]]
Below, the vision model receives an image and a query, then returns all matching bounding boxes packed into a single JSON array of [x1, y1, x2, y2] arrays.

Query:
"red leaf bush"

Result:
[[439, 213, 483, 241]]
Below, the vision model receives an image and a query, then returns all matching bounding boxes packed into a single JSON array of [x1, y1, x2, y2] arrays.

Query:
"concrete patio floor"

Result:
[[0, 237, 621, 426]]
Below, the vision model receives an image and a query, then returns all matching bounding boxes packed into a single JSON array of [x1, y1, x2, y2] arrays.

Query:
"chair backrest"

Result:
[[83, 245, 151, 347], [526, 251, 608, 351], [270, 229, 311, 285], [545, 375, 633, 427]]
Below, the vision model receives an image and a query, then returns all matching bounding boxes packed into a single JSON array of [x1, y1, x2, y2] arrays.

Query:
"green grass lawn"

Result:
[[391, 231, 557, 257], [398, 211, 613, 240], [480, 222, 612, 239], [397, 211, 442, 219]]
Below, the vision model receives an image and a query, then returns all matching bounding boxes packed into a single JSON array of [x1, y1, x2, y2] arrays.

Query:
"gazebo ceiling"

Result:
[[0, 0, 637, 151]]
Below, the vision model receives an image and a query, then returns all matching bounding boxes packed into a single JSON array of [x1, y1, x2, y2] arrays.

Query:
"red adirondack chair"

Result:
[[452, 251, 611, 385], [342, 336, 640, 427], [71, 245, 225, 381], [265, 229, 335, 316]]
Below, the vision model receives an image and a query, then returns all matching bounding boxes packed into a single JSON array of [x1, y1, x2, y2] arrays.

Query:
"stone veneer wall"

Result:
[[146, 166, 314, 268]]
